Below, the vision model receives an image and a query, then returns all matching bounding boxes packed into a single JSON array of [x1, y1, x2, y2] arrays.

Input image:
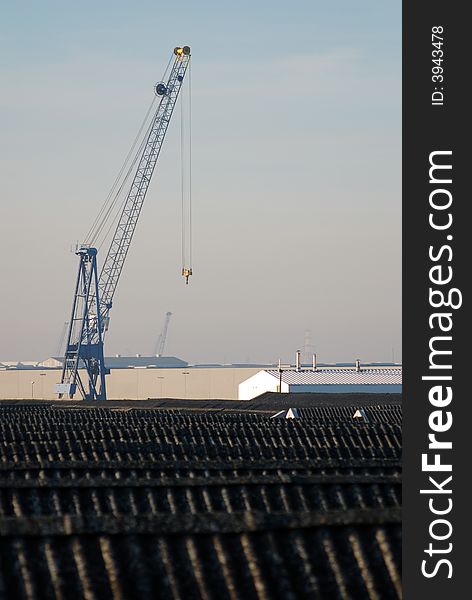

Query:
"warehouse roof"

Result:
[[0, 404, 402, 598], [104, 355, 188, 369], [266, 367, 402, 386], [36, 355, 189, 369]]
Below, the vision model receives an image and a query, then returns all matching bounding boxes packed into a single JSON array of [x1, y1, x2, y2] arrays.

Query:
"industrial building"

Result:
[[0, 363, 264, 401], [238, 365, 402, 400], [37, 355, 188, 369], [1, 358, 402, 401]]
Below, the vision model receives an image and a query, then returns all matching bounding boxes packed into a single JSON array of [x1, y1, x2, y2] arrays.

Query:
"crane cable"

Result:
[[180, 73, 184, 267], [189, 59, 193, 269], [96, 115, 156, 253], [84, 96, 157, 247], [84, 53, 175, 248], [181, 58, 192, 284]]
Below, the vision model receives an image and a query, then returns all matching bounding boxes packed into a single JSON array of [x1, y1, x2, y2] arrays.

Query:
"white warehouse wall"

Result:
[[238, 369, 403, 400], [0, 367, 261, 401], [238, 371, 287, 400]]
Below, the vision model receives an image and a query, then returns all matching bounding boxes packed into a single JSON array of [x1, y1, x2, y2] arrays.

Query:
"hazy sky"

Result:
[[0, 1, 401, 365]]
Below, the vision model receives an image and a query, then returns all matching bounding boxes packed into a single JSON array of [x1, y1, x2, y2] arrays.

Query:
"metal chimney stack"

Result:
[[295, 350, 301, 372], [355, 358, 361, 372], [312, 353, 317, 371]]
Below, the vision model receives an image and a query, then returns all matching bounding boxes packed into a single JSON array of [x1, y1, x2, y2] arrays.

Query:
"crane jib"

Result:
[[57, 46, 191, 401]]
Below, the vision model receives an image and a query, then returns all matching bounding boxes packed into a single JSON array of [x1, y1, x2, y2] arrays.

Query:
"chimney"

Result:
[[355, 358, 361, 372], [295, 350, 301, 372], [312, 353, 317, 371]]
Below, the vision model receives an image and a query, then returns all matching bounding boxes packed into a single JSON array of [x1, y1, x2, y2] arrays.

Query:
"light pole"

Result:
[[157, 376, 164, 398], [39, 373, 46, 398], [182, 371, 190, 399], [31, 381, 35, 399]]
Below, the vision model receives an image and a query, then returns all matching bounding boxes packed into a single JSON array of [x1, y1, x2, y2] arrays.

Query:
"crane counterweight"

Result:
[[154, 83, 167, 96]]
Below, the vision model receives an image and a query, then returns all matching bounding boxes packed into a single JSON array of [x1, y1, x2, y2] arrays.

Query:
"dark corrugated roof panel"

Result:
[[0, 406, 402, 599], [267, 368, 402, 385]]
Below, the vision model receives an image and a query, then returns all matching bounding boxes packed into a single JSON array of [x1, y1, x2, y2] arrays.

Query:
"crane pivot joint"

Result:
[[174, 46, 191, 57]]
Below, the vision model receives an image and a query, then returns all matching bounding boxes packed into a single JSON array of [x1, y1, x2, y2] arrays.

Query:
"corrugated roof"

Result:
[[266, 368, 402, 386], [104, 355, 188, 369], [0, 405, 402, 598]]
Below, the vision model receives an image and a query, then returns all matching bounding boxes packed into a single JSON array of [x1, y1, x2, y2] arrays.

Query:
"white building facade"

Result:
[[238, 367, 402, 400]]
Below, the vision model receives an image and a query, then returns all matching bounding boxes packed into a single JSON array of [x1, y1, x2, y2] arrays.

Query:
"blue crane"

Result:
[[57, 46, 191, 400]]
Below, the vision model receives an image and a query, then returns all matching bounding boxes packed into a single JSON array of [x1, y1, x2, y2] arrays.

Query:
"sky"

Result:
[[0, 0, 401, 365]]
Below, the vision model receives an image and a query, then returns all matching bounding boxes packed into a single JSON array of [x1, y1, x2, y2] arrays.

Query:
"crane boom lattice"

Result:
[[58, 46, 191, 401]]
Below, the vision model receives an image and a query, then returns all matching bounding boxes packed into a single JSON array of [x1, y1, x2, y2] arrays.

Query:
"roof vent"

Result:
[[286, 407, 300, 419], [312, 353, 317, 372], [355, 359, 361, 372], [295, 350, 301, 372], [271, 408, 300, 419], [353, 408, 368, 421]]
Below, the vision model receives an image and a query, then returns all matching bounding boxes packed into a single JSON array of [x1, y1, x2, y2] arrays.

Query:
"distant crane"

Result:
[[154, 311, 172, 356], [57, 46, 192, 401]]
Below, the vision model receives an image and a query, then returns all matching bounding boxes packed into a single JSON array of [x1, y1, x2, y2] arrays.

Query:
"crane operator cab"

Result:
[[182, 267, 192, 285]]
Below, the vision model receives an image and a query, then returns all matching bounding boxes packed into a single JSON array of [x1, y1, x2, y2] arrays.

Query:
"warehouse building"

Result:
[[37, 355, 189, 369], [0, 364, 265, 401], [1, 357, 402, 402], [238, 365, 402, 400], [1, 353, 281, 400]]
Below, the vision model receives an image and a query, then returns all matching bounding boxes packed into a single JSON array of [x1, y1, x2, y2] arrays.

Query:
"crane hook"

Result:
[[182, 267, 192, 284]]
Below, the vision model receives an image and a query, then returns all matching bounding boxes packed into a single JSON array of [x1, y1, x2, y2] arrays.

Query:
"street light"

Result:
[[31, 381, 35, 399], [182, 371, 190, 399], [39, 373, 46, 398], [156, 376, 165, 398]]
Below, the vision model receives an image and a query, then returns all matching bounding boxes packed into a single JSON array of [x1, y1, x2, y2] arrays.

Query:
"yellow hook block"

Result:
[[182, 267, 192, 284]]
